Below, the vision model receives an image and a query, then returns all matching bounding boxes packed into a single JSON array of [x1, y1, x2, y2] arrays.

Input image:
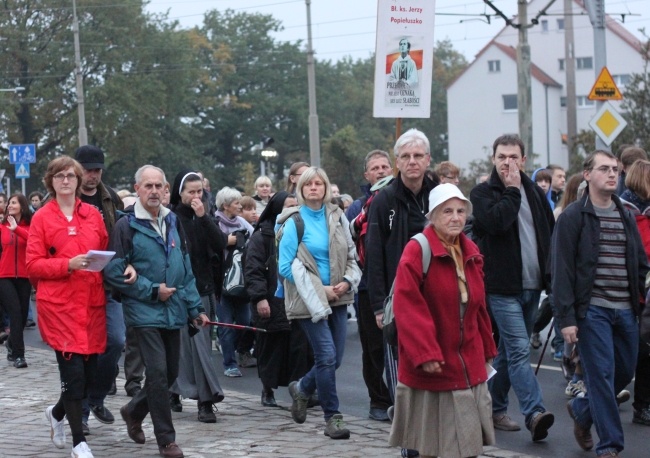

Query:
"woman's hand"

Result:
[[323, 286, 340, 302], [123, 264, 137, 284], [7, 216, 17, 231], [332, 281, 350, 296], [257, 299, 271, 319], [190, 198, 205, 217], [69, 254, 90, 271], [421, 360, 444, 374]]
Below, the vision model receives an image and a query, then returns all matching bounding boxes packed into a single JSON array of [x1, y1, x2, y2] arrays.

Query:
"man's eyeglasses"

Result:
[[53, 173, 77, 182]]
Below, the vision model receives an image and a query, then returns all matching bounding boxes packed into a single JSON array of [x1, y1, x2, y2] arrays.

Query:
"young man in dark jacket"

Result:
[[470, 134, 555, 442], [553, 150, 649, 456]]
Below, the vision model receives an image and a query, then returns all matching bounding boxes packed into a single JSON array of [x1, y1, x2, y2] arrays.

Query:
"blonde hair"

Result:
[[295, 167, 332, 205]]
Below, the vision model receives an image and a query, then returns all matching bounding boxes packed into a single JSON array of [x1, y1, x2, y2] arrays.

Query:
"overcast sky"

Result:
[[145, 0, 650, 62]]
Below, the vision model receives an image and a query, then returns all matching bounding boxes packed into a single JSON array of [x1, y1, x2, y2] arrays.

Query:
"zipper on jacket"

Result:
[[14, 233, 19, 278]]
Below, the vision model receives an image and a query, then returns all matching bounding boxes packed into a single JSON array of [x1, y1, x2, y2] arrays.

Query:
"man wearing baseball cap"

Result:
[[74, 145, 125, 434]]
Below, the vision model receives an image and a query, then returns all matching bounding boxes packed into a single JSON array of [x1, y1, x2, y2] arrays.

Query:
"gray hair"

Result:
[[394, 128, 430, 158], [364, 149, 391, 171], [295, 167, 332, 205], [215, 186, 242, 210], [134, 165, 167, 185]]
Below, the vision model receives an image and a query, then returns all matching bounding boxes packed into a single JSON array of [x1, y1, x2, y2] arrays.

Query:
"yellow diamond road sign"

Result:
[[589, 101, 627, 146]]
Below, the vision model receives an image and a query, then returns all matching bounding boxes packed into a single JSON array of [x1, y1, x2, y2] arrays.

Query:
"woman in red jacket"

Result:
[[0, 193, 32, 368], [26, 156, 108, 458], [388, 184, 498, 458]]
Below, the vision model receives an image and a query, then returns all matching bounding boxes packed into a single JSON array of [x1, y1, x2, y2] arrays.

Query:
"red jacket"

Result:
[[393, 225, 497, 392], [26, 199, 108, 354], [0, 220, 30, 278]]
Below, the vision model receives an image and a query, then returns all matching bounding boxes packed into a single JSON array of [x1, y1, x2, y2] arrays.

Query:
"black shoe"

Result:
[[82, 421, 90, 436], [107, 379, 117, 396], [0, 331, 8, 344], [13, 357, 27, 368], [170, 394, 182, 412], [126, 386, 142, 398], [633, 406, 650, 426], [197, 401, 217, 423], [5, 340, 14, 362], [529, 411, 554, 442], [25, 319, 36, 328], [89, 404, 115, 424], [261, 391, 277, 407], [368, 407, 390, 421]]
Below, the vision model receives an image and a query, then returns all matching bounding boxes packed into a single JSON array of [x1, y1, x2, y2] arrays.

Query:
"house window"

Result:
[[559, 59, 565, 71], [488, 60, 501, 73], [612, 74, 631, 88], [560, 96, 596, 108], [576, 57, 593, 70], [503, 94, 518, 111], [541, 20, 548, 32], [557, 18, 565, 30]]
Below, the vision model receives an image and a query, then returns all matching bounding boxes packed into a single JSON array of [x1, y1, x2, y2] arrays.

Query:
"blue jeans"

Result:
[[216, 294, 251, 370], [570, 305, 638, 456], [297, 305, 347, 421], [488, 290, 547, 425], [83, 294, 126, 421]]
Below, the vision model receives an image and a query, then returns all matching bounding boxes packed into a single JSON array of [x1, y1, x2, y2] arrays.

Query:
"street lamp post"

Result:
[[0, 87, 25, 93]]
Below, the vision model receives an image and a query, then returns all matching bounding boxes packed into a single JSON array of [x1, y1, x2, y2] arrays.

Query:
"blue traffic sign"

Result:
[[8, 144, 36, 164], [15, 162, 30, 179]]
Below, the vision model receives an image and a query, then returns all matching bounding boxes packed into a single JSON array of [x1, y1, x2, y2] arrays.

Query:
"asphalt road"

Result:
[[24, 311, 647, 457]]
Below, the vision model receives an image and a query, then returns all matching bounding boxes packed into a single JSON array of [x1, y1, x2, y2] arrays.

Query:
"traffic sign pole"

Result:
[[21, 178, 25, 196]]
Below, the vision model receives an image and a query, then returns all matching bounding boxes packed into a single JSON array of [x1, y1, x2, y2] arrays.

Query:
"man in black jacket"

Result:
[[470, 134, 555, 442], [365, 129, 437, 409], [553, 150, 649, 456]]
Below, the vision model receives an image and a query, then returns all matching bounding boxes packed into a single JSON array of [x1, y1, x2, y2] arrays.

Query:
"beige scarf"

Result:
[[434, 229, 468, 307]]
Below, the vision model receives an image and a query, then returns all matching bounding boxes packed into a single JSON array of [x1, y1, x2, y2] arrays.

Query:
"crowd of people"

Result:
[[1, 131, 649, 458]]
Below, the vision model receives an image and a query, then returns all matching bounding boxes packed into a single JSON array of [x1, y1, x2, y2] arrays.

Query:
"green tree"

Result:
[[620, 32, 650, 152]]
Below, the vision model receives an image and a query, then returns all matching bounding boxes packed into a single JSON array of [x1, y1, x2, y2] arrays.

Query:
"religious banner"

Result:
[[373, 0, 435, 118]]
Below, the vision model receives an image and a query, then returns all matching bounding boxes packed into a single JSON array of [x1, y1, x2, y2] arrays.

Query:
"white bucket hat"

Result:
[[425, 183, 472, 219]]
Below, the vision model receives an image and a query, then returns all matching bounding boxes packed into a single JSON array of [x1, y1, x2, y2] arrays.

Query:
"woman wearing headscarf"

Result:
[[388, 184, 497, 458], [27, 156, 109, 458], [244, 191, 312, 407], [167, 169, 227, 422]]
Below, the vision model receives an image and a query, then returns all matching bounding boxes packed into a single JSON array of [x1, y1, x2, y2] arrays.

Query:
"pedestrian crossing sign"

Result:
[[15, 162, 30, 179]]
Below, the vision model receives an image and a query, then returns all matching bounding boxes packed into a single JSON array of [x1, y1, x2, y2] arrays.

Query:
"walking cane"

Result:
[[534, 318, 555, 375], [206, 321, 268, 333]]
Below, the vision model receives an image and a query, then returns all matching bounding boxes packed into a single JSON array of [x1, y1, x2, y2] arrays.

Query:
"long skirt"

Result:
[[388, 381, 494, 458], [256, 320, 312, 389], [170, 294, 224, 404]]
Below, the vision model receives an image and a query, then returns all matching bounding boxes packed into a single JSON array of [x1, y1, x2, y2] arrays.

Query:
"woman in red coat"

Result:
[[26, 156, 108, 458], [0, 193, 32, 368], [388, 184, 498, 458]]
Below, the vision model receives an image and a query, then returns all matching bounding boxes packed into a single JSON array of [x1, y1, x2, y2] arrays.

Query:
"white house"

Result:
[[447, 0, 644, 172]]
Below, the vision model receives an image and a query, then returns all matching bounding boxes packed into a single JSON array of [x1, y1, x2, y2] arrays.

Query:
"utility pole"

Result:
[[72, 0, 88, 146], [585, 0, 608, 151], [564, 0, 577, 164], [516, 0, 533, 161], [305, 0, 321, 167]]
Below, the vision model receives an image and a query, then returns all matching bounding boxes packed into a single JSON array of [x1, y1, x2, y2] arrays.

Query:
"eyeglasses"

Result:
[[53, 173, 77, 182], [398, 153, 428, 162], [592, 166, 619, 174]]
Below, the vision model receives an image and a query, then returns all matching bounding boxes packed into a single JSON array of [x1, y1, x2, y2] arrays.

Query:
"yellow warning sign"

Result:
[[588, 67, 623, 101]]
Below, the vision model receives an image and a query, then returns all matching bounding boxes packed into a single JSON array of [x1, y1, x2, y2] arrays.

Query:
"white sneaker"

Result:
[[71, 441, 94, 458], [45, 405, 66, 449]]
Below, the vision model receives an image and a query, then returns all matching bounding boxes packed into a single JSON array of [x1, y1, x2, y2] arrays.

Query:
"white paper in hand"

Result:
[[84, 250, 116, 272]]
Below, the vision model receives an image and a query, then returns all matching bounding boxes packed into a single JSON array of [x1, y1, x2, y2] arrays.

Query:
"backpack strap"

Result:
[[290, 213, 305, 244], [412, 232, 431, 277]]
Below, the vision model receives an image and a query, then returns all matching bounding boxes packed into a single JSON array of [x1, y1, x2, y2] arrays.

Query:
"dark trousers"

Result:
[[0, 278, 31, 358], [357, 290, 391, 410], [126, 328, 180, 447], [634, 336, 650, 411], [124, 325, 145, 394]]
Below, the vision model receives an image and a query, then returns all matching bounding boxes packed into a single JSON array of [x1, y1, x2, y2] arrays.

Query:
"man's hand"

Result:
[[158, 283, 176, 302], [193, 313, 210, 328], [323, 286, 339, 302], [227, 234, 237, 246], [190, 198, 205, 218], [421, 360, 444, 374], [562, 325, 579, 344], [257, 299, 271, 319], [332, 281, 350, 296], [375, 313, 384, 329], [123, 264, 137, 284], [503, 159, 521, 188]]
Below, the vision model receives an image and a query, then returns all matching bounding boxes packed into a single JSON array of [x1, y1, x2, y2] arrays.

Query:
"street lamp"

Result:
[[260, 136, 277, 177], [0, 87, 25, 93]]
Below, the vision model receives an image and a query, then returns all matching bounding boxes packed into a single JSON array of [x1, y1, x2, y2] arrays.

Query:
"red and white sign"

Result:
[[373, 0, 436, 118]]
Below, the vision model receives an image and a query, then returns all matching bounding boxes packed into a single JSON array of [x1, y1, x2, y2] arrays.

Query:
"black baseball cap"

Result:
[[75, 145, 105, 170]]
